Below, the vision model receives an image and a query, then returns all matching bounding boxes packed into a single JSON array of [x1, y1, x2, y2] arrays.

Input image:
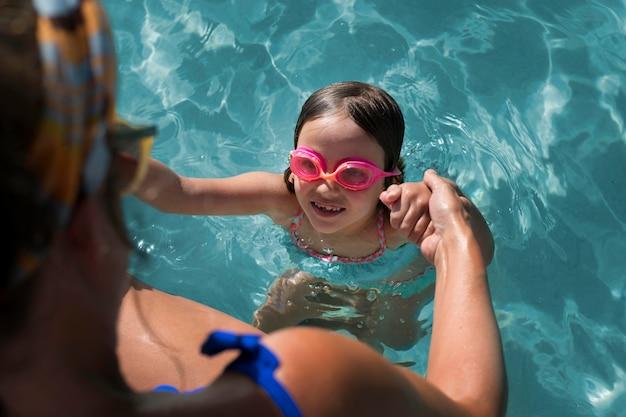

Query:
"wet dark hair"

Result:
[[0, 1, 45, 289], [283, 81, 405, 192], [0, 5, 45, 410]]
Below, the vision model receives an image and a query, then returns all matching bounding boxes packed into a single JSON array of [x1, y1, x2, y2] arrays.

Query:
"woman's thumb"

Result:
[[423, 169, 442, 190]]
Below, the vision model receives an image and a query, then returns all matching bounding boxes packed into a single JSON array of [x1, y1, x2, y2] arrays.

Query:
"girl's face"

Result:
[[293, 114, 387, 236]]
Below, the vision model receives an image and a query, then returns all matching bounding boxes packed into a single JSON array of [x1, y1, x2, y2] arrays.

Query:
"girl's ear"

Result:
[[283, 167, 296, 193]]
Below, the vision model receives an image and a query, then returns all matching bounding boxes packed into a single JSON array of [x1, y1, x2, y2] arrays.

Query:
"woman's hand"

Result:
[[379, 181, 432, 244], [419, 170, 494, 265]]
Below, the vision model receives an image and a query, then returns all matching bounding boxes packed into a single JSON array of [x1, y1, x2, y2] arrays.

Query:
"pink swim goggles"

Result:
[[289, 146, 400, 191]]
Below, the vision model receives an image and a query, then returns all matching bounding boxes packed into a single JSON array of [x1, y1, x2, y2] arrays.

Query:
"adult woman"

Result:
[[0, 1, 505, 416]]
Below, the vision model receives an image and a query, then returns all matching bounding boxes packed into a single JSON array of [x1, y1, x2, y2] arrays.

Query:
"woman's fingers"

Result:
[[424, 169, 458, 196], [423, 170, 466, 227]]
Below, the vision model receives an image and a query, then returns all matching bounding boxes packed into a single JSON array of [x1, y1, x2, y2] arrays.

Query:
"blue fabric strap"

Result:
[[201, 331, 303, 417]]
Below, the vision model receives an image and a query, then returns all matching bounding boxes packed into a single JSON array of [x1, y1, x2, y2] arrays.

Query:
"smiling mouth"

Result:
[[310, 201, 345, 217]]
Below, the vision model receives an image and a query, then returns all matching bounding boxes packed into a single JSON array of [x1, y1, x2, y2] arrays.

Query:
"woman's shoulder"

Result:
[[118, 279, 264, 391]]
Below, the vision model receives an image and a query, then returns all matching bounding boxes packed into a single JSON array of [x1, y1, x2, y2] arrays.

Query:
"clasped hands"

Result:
[[379, 169, 493, 265]]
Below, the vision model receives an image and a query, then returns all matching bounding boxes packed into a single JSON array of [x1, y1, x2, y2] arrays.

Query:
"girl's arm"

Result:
[[120, 157, 298, 221]]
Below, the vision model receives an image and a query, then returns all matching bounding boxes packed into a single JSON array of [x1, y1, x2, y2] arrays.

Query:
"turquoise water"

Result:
[[107, 1, 626, 416]]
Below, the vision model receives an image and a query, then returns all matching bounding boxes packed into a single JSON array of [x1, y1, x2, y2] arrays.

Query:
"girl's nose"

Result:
[[316, 177, 341, 194]]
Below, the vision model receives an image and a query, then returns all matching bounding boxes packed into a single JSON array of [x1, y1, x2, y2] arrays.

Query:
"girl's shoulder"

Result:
[[270, 202, 300, 228], [252, 172, 299, 226]]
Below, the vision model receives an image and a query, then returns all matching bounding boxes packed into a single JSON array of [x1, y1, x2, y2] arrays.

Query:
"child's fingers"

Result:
[[408, 215, 430, 244], [389, 189, 412, 229], [416, 221, 434, 245], [424, 221, 436, 237], [396, 204, 420, 235], [379, 184, 402, 210], [389, 209, 404, 229]]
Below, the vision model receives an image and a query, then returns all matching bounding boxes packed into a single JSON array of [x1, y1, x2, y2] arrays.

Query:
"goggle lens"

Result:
[[291, 154, 320, 178], [336, 165, 372, 188]]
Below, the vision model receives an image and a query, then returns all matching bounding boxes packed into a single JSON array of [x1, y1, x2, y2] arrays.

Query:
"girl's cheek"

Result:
[[293, 179, 312, 200], [351, 187, 383, 207], [295, 177, 317, 193], [293, 178, 304, 193]]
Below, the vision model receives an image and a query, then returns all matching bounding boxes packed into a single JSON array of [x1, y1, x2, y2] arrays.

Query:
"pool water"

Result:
[[107, 1, 626, 416]]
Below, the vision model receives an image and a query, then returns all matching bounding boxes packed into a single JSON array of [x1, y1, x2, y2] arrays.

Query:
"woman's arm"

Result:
[[423, 225, 505, 417], [420, 169, 506, 417]]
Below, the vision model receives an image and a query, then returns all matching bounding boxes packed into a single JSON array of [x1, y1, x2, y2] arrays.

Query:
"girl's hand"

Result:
[[379, 181, 432, 245], [419, 169, 494, 265]]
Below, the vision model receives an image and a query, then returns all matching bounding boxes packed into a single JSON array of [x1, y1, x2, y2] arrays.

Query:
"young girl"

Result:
[[131, 82, 488, 350]]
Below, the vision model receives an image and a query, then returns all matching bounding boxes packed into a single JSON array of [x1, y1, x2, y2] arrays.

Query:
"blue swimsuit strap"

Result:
[[201, 331, 303, 417]]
